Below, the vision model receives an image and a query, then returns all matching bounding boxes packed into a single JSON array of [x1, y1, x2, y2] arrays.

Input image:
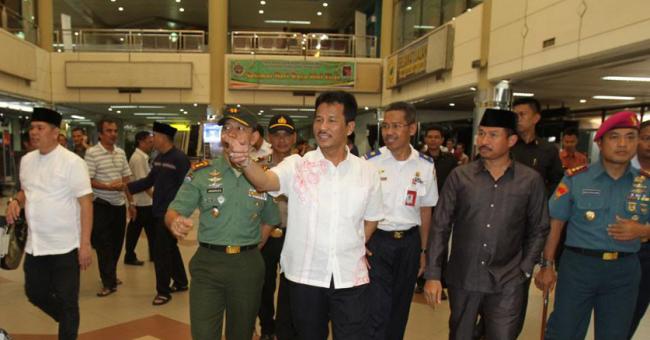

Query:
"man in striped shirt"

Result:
[[85, 118, 134, 297]]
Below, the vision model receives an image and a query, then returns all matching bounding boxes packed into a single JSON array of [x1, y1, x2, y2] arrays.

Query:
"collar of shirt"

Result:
[[378, 145, 419, 163], [474, 158, 516, 177], [311, 146, 354, 169], [591, 159, 637, 180], [134, 147, 148, 158]]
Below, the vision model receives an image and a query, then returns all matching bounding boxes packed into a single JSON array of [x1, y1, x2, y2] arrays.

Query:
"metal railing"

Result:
[[53, 29, 206, 53], [230, 31, 378, 58], [0, 4, 38, 44]]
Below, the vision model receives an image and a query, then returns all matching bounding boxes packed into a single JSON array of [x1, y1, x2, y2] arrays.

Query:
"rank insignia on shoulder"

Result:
[[566, 165, 588, 177], [364, 150, 381, 160], [419, 152, 434, 164], [191, 160, 211, 171]]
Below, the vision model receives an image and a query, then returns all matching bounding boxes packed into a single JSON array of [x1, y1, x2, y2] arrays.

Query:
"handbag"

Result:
[[0, 216, 28, 270]]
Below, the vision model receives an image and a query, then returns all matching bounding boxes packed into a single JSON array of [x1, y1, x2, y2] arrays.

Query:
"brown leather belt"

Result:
[[376, 226, 418, 240]]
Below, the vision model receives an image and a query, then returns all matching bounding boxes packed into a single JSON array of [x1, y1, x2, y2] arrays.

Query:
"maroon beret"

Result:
[[594, 111, 639, 141]]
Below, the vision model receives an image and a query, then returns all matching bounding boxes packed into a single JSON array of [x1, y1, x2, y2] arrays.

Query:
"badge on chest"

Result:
[[248, 189, 267, 201]]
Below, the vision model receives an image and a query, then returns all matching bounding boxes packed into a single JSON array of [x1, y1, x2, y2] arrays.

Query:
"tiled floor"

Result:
[[1, 213, 648, 339]]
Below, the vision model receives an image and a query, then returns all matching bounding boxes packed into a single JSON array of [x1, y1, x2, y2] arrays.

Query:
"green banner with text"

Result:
[[229, 60, 355, 89]]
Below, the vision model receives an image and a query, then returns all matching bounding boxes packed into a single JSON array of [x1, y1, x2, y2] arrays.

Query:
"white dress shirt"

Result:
[[20, 145, 93, 256], [271, 148, 383, 289], [129, 148, 153, 206], [366, 146, 438, 231]]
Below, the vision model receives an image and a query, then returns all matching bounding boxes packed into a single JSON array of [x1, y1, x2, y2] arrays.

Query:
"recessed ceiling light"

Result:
[[116, 110, 121, 114], [193, 103, 198, 107], [406, 6, 412, 11], [180, 109, 185, 112], [579, 99, 587, 103], [176, 0, 181, 2], [110, 0, 116, 2], [259, 9, 264, 14], [469, 86, 477, 91], [179, 7, 185, 12], [449, 103, 456, 107], [183, 112, 188, 115], [317, 11, 322, 16], [364, 106, 369, 110], [513, 92, 535, 97], [602, 76, 650, 82], [258, 112, 262, 116], [260, 0, 266, 5], [118, 7, 124, 11], [323, 2, 328, 7], [593, 95, 636, 101], [236, 104, 241, 108], [260, 110, 264, 113], [108, 108, 113, 111]]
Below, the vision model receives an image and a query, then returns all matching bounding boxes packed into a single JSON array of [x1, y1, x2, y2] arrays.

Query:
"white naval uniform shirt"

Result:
[[270, 148, 384, 289], [365, 146, 438, 231], [129, 148, 153, 206], [20, 145, 93, 256]]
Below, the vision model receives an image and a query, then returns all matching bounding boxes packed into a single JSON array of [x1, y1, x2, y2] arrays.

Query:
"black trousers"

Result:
[[91, 201, 126, 289], [629, 242, 650, 339], [448, 283, 526, 340], [153, 217, 188, 296], [366, 228, 420, 340], [258, 235, 296, 339], [288, 279, 368, 340], [124, 205, 155, 262], [24, 249, 80, 340]]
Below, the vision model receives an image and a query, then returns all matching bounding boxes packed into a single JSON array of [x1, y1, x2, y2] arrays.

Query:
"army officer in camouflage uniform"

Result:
[[166, 111, 280, 340]]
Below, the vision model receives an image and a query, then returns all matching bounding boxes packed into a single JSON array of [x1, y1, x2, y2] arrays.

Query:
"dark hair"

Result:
[[72, 127, 86, 135], [640, 121, 650, 130], [424, 124, 445, 138], [97, 118, 117, 133], [512, 97, 541, 114], [314, 91, 357, 123], [347, 132, 356, 143], [563, 127, 579, 137], [384, 101, 416, 124], [135, 131, 151, 145], [256, 125, 265, 138]]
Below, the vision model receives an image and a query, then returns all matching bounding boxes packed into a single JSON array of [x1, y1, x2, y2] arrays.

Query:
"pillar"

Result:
[[209, 0, 228, 118], [37, 0, 53, 51]]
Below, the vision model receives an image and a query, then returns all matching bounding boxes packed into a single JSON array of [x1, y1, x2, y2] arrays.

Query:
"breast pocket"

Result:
[[576, 194, 606, 223]]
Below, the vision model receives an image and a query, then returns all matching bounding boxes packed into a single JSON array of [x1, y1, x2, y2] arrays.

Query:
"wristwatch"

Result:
[[539, 258, 555, 268]]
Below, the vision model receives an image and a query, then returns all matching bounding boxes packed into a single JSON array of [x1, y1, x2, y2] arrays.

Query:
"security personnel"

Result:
[[365, 102, 438, 340], [535, 111, 649, 339], [257, 114, 298, 340], [166, 111, 280, 340]]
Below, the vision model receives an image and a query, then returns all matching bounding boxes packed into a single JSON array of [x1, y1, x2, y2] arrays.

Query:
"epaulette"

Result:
[[364, 149, 381, 160], [419, 152, 434, 164], [566, 165, 588, 177], [191, 160, 210, 172]]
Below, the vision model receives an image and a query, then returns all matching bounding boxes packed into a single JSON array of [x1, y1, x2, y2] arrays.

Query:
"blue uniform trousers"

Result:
[[546, 248, 641, 340]]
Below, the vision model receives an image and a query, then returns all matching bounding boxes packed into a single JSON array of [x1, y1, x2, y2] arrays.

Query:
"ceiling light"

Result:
[[259, 9, 264, 14], [180, 109, 185, 112], [179, 7, 185, 12], [116, 110, 121, 114], [193, 103, 198, 107], [413, 25, 435, 29], [323, 2, 328, 7], [470, 86, 477, 91], [260, 0, 266, 4], [258, 113, 262, 116], [317, 11, 322, 16], [108, 108, 112, 111], [236, 104, 241, 108], [406, 6, 412, 11], [260, 110, 264, 113], [579, 99, 587, 103], [364, 106, 369, 110], [602, 76, 650, 82], [110, 0, 115, 2], [176, 0, 181, 2], [449, 103, 456, 107], [593, 95, 636, 101], [118, 7, 124, 11], [513, 92, 535, 97], [184, 112, 188, 115], [133, 113, 177, 116], [264, 20, 311, 25]]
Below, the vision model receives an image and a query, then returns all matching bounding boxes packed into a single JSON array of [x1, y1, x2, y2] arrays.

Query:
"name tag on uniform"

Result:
[[207, 188, 223, 193], [405, 190, 417, 206], [248, 189, 267, 200], [582, 188, 601, 195]]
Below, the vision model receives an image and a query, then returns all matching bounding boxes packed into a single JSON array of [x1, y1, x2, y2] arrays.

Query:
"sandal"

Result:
[[169, 284, 188, 293], [96, 287, 117, 297], [152, 294, 172, 306]]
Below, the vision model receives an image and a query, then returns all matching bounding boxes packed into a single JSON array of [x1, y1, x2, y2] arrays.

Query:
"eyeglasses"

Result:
[[380, 122, 411, 130], [222, 124, 251, 134]]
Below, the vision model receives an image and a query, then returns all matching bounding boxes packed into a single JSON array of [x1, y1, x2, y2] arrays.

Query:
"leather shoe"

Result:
[[124, 259, 144, 266]]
